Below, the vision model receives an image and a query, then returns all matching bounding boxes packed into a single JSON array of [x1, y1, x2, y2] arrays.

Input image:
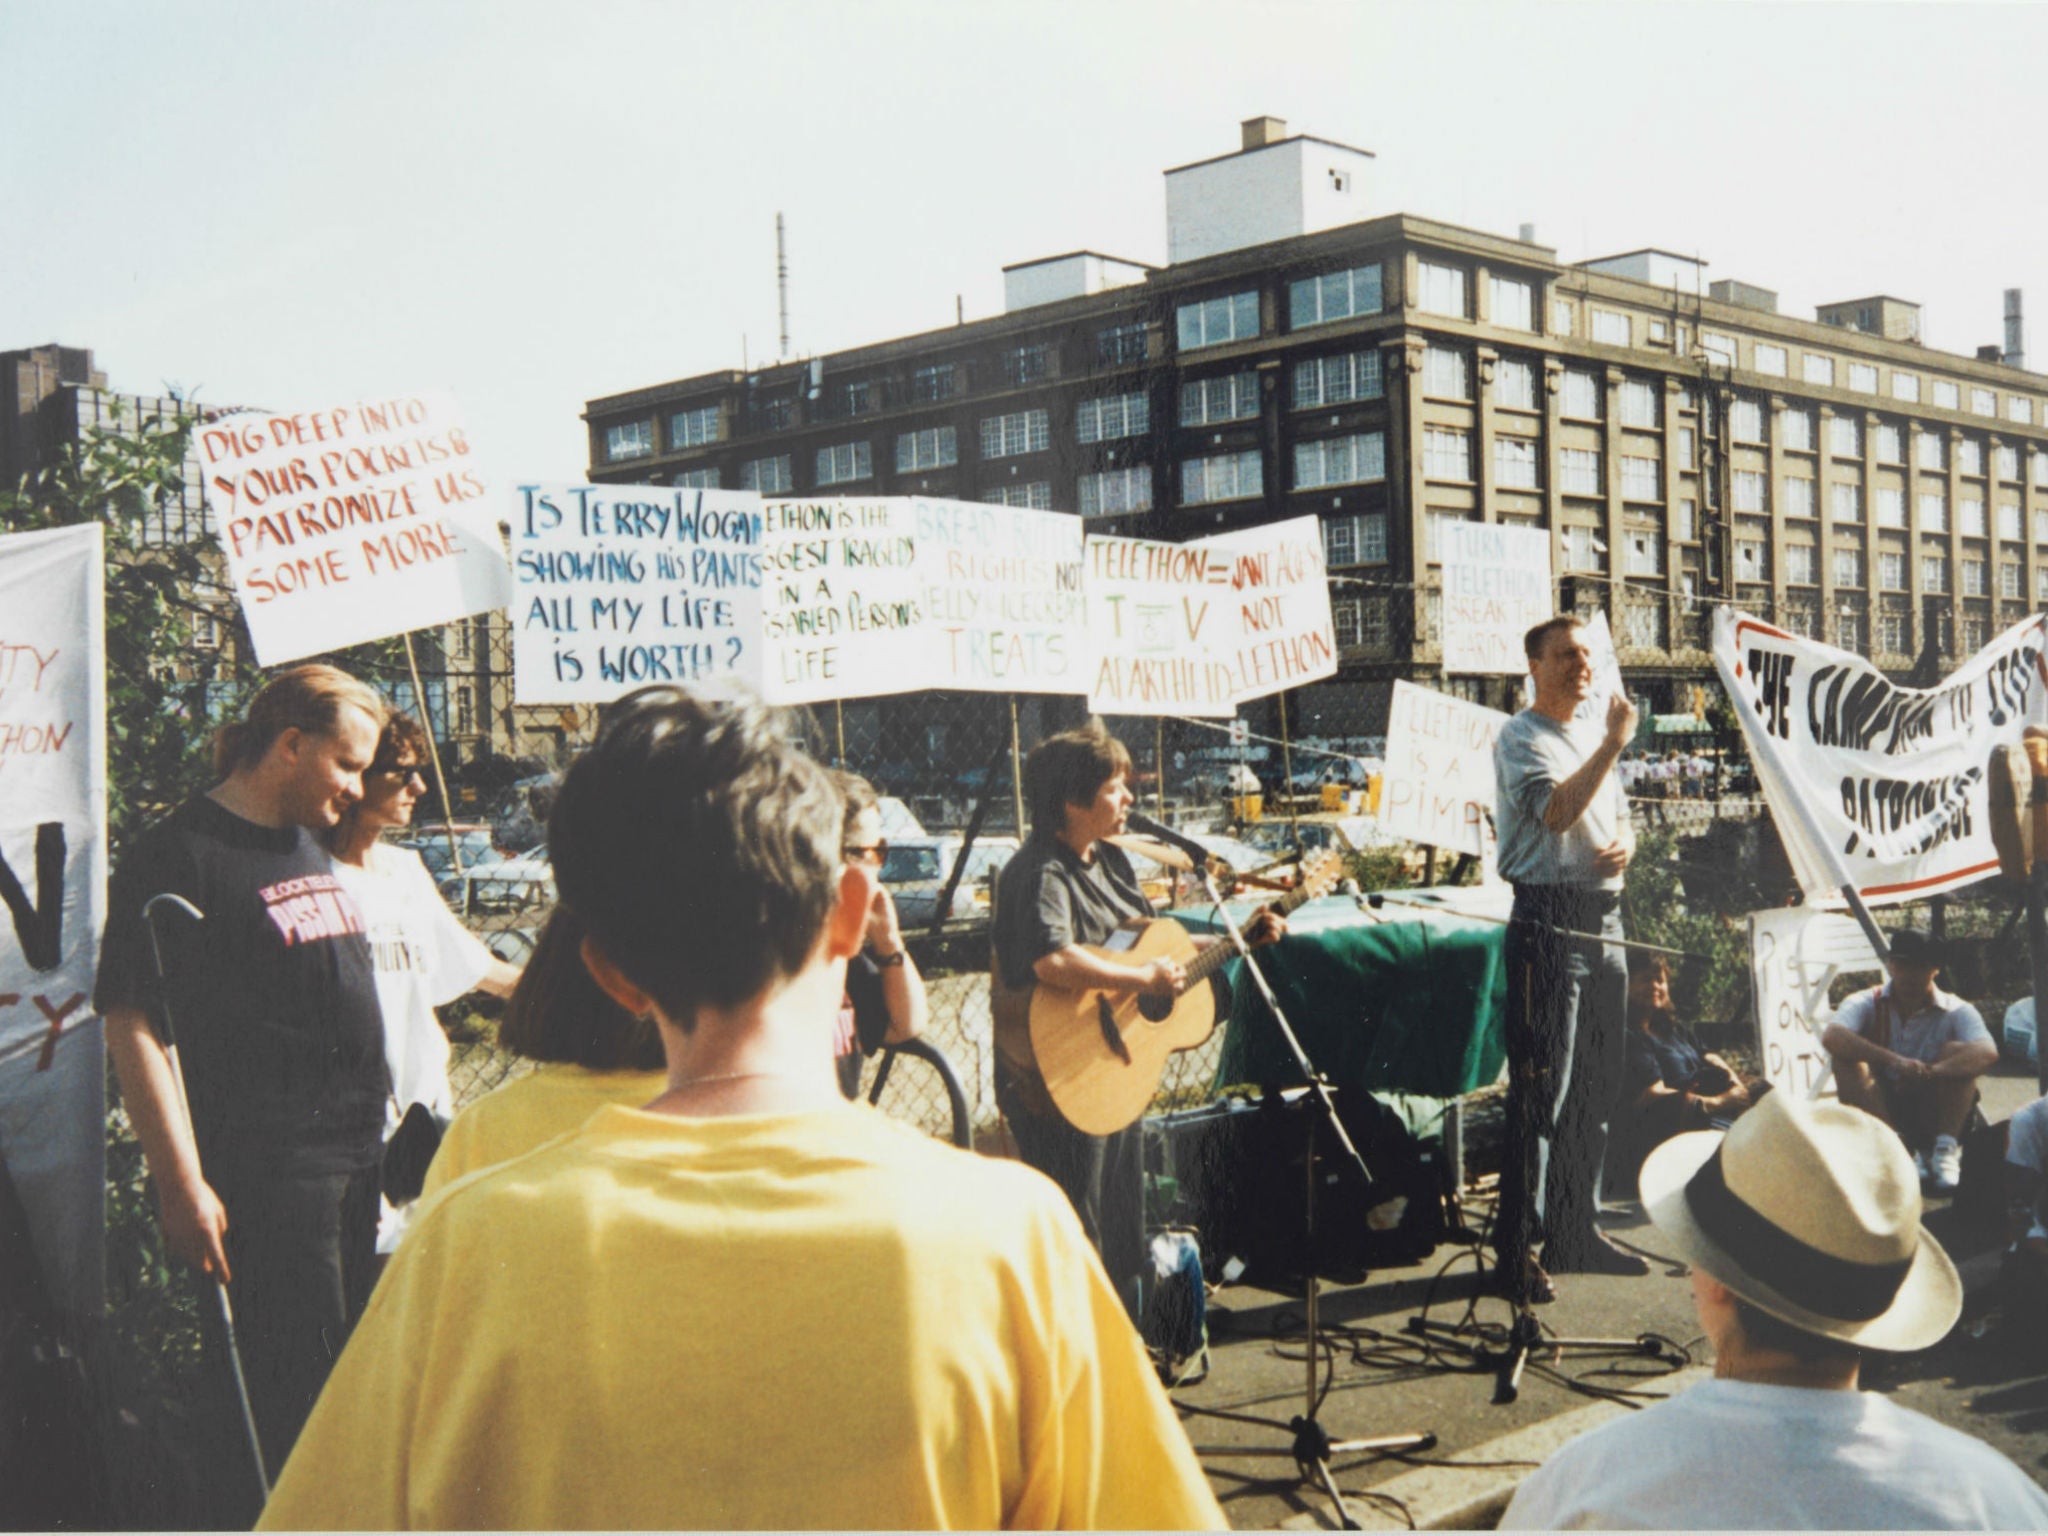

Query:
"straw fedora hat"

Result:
[[1639, 1091, 1961, 1353]]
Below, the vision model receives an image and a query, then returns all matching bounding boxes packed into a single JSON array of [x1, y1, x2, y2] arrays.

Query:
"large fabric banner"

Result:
[[1376, 681, 1509, 857], [1715, 607, 2048, 906], [194, 393, 514, 665], [0, 523, 107, 1314]]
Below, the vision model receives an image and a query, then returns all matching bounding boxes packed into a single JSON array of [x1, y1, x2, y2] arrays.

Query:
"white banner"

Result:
[[1750, 905, 1880, 1098], [911, 498, 1086, 694], [1375, 680, 1510, 857], [0, 523, 107, 1314], [1442, 522, 1553, 675], [1210, 514, 1340, 700], [509, 483, 764, 704], [194, 393, 514, 665], [1715, 607, 2048, 906], [757, 498, 926, 705]]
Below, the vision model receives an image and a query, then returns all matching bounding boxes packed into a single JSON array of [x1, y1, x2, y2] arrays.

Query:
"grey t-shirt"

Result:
[[1832, 983, 1992, 1072], [992, 832, 1152, 992], [1492, 709, 1633, 889]]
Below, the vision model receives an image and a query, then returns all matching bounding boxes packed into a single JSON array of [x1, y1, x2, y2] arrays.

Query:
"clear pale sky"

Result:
[[6, 1, 2042, 485]]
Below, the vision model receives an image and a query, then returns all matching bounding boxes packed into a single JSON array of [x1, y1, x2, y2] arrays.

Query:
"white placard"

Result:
[[1750, 905, 1881, 1098], [193, 393, 513, 664], [1441, 522, 1553, 675], [757, 498, 926, 705], [911, 498, 1085, 693], [0, 523, 107, 1314], [509, 483, 764, 704], [1376, 680, 1511, 857], [1082, 532, 1244, 716], [1210, 514, 1339, 701]]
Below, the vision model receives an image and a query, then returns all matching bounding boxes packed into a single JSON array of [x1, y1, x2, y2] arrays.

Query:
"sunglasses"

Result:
[[842, 838, 889, 867], [371, 761, 427, 784]]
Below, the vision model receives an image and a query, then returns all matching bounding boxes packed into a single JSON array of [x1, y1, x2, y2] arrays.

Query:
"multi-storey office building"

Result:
[[584, 119, 2048, 728]]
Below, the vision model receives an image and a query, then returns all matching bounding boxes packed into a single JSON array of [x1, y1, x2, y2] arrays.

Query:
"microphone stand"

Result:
[[1179, 864, 1434, 1530]]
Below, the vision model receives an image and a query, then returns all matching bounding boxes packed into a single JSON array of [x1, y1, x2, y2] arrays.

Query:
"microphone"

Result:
[[1123, 809, 1215, 868]]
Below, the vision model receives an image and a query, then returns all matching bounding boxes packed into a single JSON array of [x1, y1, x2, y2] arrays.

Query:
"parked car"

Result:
[[881, 834, 1019, 928], [440, 844, 554, 915], [391, 824, 499, 884]]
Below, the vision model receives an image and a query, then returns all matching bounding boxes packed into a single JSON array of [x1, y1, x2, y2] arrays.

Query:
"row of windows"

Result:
[[1179, 263, 1389, 354]]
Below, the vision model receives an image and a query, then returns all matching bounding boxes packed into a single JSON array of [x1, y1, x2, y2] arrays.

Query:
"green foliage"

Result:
[[1621, 823, 1753, 1043], [101, 1107, 205, 1418]]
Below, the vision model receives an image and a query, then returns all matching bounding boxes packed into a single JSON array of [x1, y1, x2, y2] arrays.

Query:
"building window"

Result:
[[1676, 426, 1697, 470], [912, 363, 958, 403], [2040, 567, 2048, 601], [1973, 386, 1997, 417], [1831, 415, 1861, 457], [1920, 490, 1948, 532], [1934, 379, 1961, 410], [1291, 350, 1383, 408], [1782, 477, 1816, 518], [1562, 368, 1602, 419], [1736, 540, 1768, 581], [1560, 524, 1601, 572], [2038, 509, 2048, 543], [1785, 545, 1817, 585], [1294, 432, 1386, 490], [1096, 323, 1149, 368], [1625, 532, 1664, 576], [1960, 497, 1987, 537], [1923, 555, 1949, 593], [2004, 561, 2024, 598], [605, 420, 653, 461], [815, 441, 872, 485], [758, 395, 796, 431], [1893, 371, 1922, 403], [2035, 449, 2048, 485], [1560, 448, 1602, 496], [1675, 499, 1697, 542], [1804, 354, 1835, 386], [1880, 552, 1906, 590], [1881, 612, 1908, 653], [982, 482, 1053, 509], [1649, 318, 1671, 344], [190, 610, 221, 649], [1917, 429, 1946, 470], [980, 410, 1050, 458], [2000, 502, 2023, 540], [1000, 343, 1053, 385], [1551, 298, 1573, 335], [1754, 343, 1788, 378], [1834, 549, 1865, 588], [1996, 445, 2019, 481], [1957, 437, 1984, 476], [1620, 379, 1659, 428], [841, 380, 875, 416], [1877, 487, 1906, 528], [1323, 512, 1388, 567], [1591, 309, 1631, 347], [2011, 397, 2033, 425], [1421, 345, 1469, 400], [1838, 611, 1863, 653], [741, 456, 791, 493], [1849, 362, 1878, 394], [1180, 372, 1259, 427], [1416, 261, 1469, 317], [1877, 423, 1904, 463], [1734, 470, 1767, 512], [1621, 454, 1660, 501], [1963, 558, 1988, 596], [1332, 597, 1362, 649], [1489, 275, 1535, 331], [1731, 396, 1765, 443], [1422, 428, 1473, 481], [1177, 291, 1260, 350], [454, 687, 474, 736], [669, 406, 719, 448], [1494, 357, 1537, 410], [1701, 332, 1738, 367], [895, 426, 958, 472], [1426, 510, 1473, 562], [675, 468, 720, 489], [1076, 391, 1149, 443], [1078, 466, 1151, 517], [1291, 264, 1383, 328], [1833, 483, 1863, 523], [1779, 408, 1813, 452], [1181, 450, 1263, 505], [1963, 618, 1987, 654], [1495, 436, 1539, 490]]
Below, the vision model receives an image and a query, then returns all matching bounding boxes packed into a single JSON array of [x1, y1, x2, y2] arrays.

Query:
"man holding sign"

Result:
[[1492, 615, 1642, 1297]]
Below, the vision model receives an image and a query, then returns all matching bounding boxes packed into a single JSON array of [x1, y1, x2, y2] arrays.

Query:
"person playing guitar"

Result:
[[990, 722, 1285, 1317]]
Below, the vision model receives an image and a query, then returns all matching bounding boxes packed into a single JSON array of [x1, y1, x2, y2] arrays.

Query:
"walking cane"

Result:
[[141, 893, 270, 1506]]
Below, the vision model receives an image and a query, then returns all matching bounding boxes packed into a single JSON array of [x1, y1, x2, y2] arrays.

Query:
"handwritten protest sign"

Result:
[[758, 498, 926, 705], [194, 393, 513, 664], [1441, 522, 1552, 675], [1082, 533, 1244, 716], [1211, 515, 1339, 700], [0, 524, 106, 1315], [510, 484, 764, 705], [1376, 680, 1509, 857], [1750, 906, 1879, 1098], [1715, 607, 2048, 906], [912, 498, 1085, 693]]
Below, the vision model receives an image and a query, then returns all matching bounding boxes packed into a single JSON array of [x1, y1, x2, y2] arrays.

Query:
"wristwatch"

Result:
[[873, 948, 907, 969]]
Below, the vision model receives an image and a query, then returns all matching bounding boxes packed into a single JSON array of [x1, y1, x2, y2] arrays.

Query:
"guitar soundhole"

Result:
[[1138, 993, 1172, 1024]]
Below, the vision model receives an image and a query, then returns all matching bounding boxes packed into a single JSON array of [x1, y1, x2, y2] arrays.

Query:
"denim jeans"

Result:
[[1495, 886, 1627, 1266]]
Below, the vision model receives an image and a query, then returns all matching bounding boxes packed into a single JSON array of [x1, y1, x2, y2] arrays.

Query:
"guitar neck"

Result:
[[1180, 878, 1320, 987]]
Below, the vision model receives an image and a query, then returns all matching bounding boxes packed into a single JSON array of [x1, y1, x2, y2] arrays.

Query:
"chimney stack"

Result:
[[1240, 115, 1287, 151], [1518, 222, 1537, 244], [2005, 288, 2025, 370]]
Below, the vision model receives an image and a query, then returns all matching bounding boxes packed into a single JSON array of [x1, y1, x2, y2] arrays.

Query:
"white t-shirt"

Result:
[[1501, 1377, 2048, 1529], [2007, 1096, 2048, 1241], [1831, 983, 1992, 1072]]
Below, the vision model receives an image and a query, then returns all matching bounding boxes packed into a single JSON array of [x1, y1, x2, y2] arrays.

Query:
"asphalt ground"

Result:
[[1170, 1063, 2048, 1530]]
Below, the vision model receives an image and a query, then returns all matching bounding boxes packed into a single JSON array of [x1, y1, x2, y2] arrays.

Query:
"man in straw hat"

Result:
[[1503, 1092, 2048, 1529]]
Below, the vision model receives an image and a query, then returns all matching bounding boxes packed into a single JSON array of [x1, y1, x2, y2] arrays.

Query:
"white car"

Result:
[[881, 835, 1018, 928], [440, 845, 554, 915]]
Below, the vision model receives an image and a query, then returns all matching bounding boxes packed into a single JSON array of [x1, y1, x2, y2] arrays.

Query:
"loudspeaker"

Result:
[[1146, 1086, 1450, 1291]]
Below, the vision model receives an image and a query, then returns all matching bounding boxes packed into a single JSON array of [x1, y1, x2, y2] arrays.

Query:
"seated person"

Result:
[[1609, 956, 1757, 1194], [831, 772, 927, 1100], [1821, 928, 1997, 1195], [419, 905, 666, 1200], [260, 683, 1223, 1530]]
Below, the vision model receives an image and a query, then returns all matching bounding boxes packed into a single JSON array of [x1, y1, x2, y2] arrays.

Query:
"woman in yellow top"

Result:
[[420, 907, 665, 1200]]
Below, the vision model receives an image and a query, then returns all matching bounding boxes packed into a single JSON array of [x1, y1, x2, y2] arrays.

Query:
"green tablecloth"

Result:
[[1176, 895, 1508, 1100]]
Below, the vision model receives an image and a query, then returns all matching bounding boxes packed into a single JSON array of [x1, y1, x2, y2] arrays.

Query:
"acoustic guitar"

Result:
[[991, 849, 1342, 1135]]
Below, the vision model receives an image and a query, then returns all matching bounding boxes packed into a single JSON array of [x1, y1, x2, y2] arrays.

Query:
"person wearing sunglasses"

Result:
[[323, 713, 518, 1253], [832, 772, 928, 1099]]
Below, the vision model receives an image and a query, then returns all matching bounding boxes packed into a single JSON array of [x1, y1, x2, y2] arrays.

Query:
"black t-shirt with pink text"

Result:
[[95, 796, 385, 1178]]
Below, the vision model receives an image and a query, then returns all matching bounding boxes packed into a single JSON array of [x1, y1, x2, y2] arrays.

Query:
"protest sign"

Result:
[[194, 393, 514, 665], [1441, 522, 1552, 675], [1376, 680, 1510, 857], [0, 523, 106, 1315], [1715, 607, 2048, 906], [911, 498, 1085, 693], [510, 483, 764, 705], [758, 498, 926, 705], [1082, 532, 1244, 716], [1750, 906, 1880, 1098], [1211, 514, 1339, 701]]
